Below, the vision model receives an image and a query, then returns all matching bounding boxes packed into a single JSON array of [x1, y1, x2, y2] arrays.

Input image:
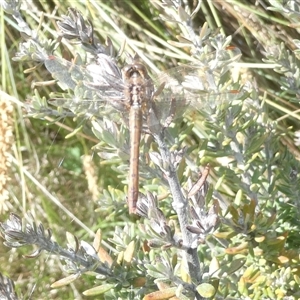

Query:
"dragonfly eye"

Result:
[[122, 65, 135, 80], [122, 65, 132, 73], [133, 64, 148, 78], [122, 63, 149, 80]]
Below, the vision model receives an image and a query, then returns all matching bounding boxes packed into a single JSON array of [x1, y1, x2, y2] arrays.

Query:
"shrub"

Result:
[[1, 1, 300, 299]]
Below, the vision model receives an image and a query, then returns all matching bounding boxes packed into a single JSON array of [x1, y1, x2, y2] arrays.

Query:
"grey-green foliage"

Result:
[[2, 0, 300, 299]]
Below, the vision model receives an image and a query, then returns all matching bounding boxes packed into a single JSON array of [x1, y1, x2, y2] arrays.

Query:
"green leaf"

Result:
[[83, 283, 115, 296], [196, 283, 216, 298], [224, 258, 246, 275], [51, 274, 80, 288]]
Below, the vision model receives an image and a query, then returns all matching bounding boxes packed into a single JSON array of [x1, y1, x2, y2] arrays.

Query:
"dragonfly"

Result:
[[42, 49, 242, 214]]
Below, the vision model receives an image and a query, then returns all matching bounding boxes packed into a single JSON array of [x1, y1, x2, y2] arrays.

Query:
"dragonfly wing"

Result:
[[84, 62, 127, 112], [84, 54, 124, 93], [44, 56, 81, 90], [45, 55, 128, 117], [151, 44, 243, 115], [150, 64, 242, 125]]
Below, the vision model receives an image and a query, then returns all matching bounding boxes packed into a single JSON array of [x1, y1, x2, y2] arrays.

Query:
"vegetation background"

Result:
[[1, 0, 300, 299]]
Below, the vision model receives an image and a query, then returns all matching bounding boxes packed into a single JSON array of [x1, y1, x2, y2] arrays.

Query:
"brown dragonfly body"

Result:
[[46, 55, 156, 214], [122, 63, 154, 214], [45, 48, 241, 214]]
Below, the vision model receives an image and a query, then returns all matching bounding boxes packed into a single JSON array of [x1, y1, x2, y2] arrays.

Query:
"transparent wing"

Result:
[[44, 52, 243, 124], [44, 55, 128, 118], [149, 69, 243, 126]]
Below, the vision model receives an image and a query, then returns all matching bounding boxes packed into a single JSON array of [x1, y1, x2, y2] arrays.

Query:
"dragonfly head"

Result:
[[122, 63, 150, 81]]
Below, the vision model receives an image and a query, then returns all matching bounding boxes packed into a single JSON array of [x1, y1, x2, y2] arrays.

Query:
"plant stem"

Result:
[[154, 131, 201, 283]]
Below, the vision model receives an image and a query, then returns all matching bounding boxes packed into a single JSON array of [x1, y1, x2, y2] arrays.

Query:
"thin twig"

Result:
[[153, 131, 201, 284]]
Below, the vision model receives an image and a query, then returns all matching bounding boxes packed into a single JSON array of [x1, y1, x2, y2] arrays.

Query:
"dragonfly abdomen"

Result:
[[128, 104, 143, 214]]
